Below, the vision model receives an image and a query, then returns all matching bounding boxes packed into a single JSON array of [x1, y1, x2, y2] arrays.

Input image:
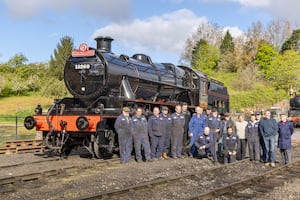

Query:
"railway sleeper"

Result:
[[257, 183, 275, 190], [0, 147, 17, 154], [0, 184, 15, 193], [279, 171, 300, 178], [249, 185, 272, 193], [16, 146, 46, 154], [286, 168, 300, 174], [266, 178, 286, 187], [231, 192, 254, 199]]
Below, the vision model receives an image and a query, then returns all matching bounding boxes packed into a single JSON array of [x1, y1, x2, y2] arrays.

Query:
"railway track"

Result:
[[189, 159, 300, 199], [0, 156, 121, 193], [73, 158, 300, 200], [73, 159, 249, 200]]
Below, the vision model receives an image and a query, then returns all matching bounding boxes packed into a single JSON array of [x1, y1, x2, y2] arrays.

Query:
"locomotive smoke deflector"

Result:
[[95, 36, 114, 52]]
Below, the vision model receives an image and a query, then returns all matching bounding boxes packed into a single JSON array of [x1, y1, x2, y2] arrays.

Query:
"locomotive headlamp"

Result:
[[76, 116, 89, 130], [81, 87, 86, 92]]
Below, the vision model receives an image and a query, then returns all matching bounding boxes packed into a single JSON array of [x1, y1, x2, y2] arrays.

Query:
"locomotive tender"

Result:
[[24, 36, 229, 158]]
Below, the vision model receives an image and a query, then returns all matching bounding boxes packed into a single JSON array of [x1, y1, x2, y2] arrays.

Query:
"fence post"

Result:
[[15, 116, 18, 139]]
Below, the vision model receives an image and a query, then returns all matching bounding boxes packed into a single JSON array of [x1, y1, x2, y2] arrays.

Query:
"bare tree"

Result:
[[265, 19, 293, 50], [180, 21, 223, 65]]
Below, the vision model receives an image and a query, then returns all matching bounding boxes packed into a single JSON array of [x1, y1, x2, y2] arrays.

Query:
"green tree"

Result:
[[191, 39, 204, 67], [220, 30, 234, 54], [192, 39, 220, 76], [49, 36, 74, 80], [7, 53, 28, 67], [281, 29, 300, 52], [0, 75, 6, 96], [267, 50, 300, 91], [255, 42, 278, 76], [41, 78, 69, 98]]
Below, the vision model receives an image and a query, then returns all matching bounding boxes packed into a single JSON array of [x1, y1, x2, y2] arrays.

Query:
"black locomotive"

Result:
[[24, 36, 229, 158], [289, 95, 300, 127]]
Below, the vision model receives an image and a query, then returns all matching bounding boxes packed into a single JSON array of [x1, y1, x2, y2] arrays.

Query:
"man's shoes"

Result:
[[264, 162, 270, 167], [162, 152, 169, 159], [270, 162, 276, 167]]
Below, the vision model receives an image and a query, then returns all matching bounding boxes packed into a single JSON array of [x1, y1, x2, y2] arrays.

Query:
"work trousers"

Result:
[[150, 135, 164, 159], [237, 139, 247, 160], [118, 132, 133, 163], [280, 149, 292, 164], [171, 129, 183, 157], [133, 135, 151, 161], [248, 140, 260, 161]]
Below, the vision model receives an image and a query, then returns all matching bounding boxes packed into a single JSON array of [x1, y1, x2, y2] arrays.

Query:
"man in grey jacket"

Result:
[[258, 110, 278, 167]]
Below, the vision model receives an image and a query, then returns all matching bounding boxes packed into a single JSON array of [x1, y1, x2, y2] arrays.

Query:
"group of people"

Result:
[[114, 104, 294, 167]]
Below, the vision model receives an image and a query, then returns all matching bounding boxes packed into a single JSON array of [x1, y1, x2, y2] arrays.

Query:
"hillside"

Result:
[[0, 95, 53, 115]]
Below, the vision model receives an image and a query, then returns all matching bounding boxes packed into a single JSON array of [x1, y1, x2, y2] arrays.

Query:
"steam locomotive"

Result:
[[289, 95, 300, 127], [24, 36, 229, 158]]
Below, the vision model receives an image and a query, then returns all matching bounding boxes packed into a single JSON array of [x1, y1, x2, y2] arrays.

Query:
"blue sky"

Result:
[[0, 0, 299, 65]]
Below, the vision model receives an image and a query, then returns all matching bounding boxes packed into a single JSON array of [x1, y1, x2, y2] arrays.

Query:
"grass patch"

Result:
[[0, 126, 36, 146], [0, 95, 53, 115], [0, 94, 54, 123]]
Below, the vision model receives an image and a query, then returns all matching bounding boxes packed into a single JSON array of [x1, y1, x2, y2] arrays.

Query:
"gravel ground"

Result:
[[0, 145, 300, 200]]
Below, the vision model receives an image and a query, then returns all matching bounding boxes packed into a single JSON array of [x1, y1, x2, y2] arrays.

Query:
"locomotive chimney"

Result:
[[94, 36, 114, 52]]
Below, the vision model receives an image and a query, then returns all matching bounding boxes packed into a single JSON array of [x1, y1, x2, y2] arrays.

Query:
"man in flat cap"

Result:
[[114, 107, 133, 164]]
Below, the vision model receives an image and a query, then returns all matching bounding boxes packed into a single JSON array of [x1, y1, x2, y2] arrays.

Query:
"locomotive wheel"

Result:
[[94, 134, 101, 159], [61, 144, 72, 158], [94, 131, 114, 159]]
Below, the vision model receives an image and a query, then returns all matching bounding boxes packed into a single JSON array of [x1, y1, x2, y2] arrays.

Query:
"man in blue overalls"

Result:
[[114, 107, 133, 164]]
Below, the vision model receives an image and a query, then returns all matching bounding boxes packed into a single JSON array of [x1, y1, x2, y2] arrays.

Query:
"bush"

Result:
[[40, 78, 69, 98]]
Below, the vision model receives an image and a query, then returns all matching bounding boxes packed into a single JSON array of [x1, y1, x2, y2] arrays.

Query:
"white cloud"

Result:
[[214, 0, 300, 23], [228, 0, 270, 7], [92, 9, 207, 56], [223, 26, 244, 37], [4, 0, 130, 21]]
